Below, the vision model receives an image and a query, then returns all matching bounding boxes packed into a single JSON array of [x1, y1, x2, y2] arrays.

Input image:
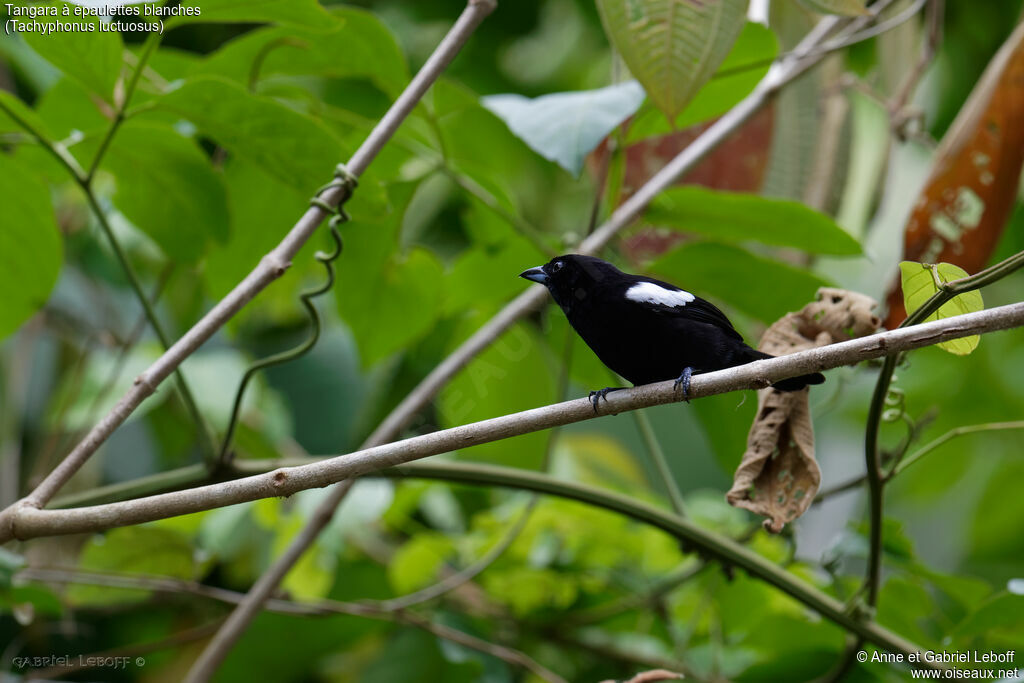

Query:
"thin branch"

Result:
[[0, 1, 497, 518], [368, 496, 536, 613], [631, 409, 687, 516], [862, 249, 1024, 606], [5, 301, 1023, 542], [892, 420, 1024, 476], [19, 566, 565, 683], [362, 10, 855, 448], [183, 3, 499, 679], [181, 480, 355, 682]]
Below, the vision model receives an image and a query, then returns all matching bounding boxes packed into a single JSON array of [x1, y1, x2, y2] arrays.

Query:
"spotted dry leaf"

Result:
[[726, 288, 881, 532]]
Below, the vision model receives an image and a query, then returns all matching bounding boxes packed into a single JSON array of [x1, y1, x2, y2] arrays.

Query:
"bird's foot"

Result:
[[673, 367, 695, 403], [588, 387, 622, 413]]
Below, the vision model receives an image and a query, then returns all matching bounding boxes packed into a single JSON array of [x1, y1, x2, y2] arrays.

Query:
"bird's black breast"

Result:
[[561, 279, 757, 386]]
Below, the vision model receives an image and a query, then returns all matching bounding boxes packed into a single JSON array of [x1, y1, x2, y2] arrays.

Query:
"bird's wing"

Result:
[[625, 277, 745, 342]]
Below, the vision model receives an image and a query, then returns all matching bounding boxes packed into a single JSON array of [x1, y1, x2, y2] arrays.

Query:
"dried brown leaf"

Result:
[[727, 288, 881, 532]]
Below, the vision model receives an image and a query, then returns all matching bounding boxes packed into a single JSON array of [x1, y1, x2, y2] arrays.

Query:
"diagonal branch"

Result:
[[5, 300, 1022, 544], [0, 3, 495, 518], [180, 3, 499, 679]]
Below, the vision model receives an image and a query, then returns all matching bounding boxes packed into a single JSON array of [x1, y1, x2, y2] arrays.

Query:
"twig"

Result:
[[362, 10, 854, 448], [368, 491, 536, 613], [862, 249, 1024, 606], [19, 566, 565, 683], [6, 300, 1024, 542], [891, 420, 1024, 476], [182, 3, 499, 679], [0, 2, 497, 520], [631, 409, 687, 516]]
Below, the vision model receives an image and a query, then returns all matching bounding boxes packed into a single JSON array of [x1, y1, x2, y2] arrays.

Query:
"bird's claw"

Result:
[[673, 367, 694, 403], [588, 387, 619, 413]]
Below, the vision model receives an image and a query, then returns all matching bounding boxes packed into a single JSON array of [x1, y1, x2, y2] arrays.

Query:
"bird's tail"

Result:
[[749, 350, 825, 391]]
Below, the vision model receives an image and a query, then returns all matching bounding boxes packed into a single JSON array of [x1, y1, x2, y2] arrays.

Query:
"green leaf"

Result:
[[953, 592, 1024, 639], [20, 3, 123, 102], [0, 156, 62, 341], [0, 89, 53, 136], [481, 80, 646, 176], [899, 261, 985, 355], [627, 21, 780, 139], [649, 241, 832, 322], [46, 344, 166, 431], [170, 0, 338, 29], [482, 567, 578, 617], [552, 433, 651, 493], [155, 76, 345, 193], [339, 247, 445, 366], [0, 548, 26, 589], [439, 321, 556, 470], [204, 158, 309, 299], [647, 186, 862, 255], [93, 123, 229, 263], [797, 0, 869, 16], [68, 527, 195, 606], [388, 533, 453, 595], [595, 0, 749, 120], [193, 7, 407, 97]]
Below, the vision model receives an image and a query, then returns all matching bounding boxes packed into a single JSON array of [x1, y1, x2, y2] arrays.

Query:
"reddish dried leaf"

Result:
[[884, 22, 1024, 328], [588, 105, 775, 262]]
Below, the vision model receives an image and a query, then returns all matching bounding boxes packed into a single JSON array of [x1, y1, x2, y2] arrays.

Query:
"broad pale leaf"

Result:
[[898, 261, 984, 355], [595, 0, 749, 121], [482, 81, 645, 176], [647, 186, 861, 255], [885, 21, 1024, 326]]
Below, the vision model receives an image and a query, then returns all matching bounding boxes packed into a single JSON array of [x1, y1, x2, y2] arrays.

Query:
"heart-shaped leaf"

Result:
[[482, 81, 646, 176], [899, 261, 984, 355]]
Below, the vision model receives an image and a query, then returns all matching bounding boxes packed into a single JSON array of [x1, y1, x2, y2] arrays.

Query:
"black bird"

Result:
[[519, 254, 824, 409]]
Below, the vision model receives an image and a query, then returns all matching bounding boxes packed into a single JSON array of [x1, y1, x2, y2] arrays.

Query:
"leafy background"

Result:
[[2, 0, 1024, 681]]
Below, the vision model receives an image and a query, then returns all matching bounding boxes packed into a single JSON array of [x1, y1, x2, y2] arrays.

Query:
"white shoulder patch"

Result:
[[625, 282, 695, 308]]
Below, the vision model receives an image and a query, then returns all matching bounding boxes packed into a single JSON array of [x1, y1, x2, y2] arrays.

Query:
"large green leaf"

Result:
[[95, 123, 229, 263], [647, 186, 861, 254], [481, 80, 646, 176], [0, 156, 62, 341], [19, 2, 123, 102], [649, 241, 831, 322], [899, 261, 984, 355], [627, 21, 779, 139], [204, 158, 309, 299], [170, 0, 337, 29], [0, 89, 52, 135], [595, 0, 749, 121], [155, 76, 345, 193], [193, 8, 407, 97], [67, 527, 195, 606], [439, 321, 555, 470]]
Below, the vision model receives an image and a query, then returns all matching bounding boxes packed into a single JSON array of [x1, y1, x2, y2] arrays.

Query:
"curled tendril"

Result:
[[218, 165, 358, 468]]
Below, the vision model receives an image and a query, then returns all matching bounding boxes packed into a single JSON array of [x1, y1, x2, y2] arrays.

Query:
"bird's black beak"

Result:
[[519, 266, 548, 285]]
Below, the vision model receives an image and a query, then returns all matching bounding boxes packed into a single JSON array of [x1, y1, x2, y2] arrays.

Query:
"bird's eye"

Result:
[[551, 261, 564, 272]]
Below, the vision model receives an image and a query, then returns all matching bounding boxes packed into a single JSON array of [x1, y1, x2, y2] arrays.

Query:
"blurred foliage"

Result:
[[2, 0, 1024, 681]]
